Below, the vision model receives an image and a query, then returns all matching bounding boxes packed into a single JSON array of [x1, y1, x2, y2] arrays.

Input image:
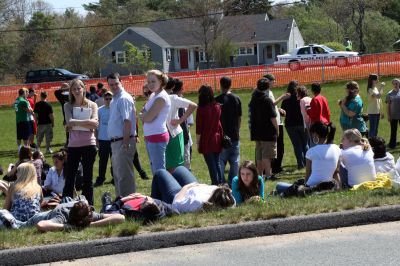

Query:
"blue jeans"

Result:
[[368, 114, 380, 138], [151, 166, 198, 203], [275, 182, 292, 194], [286, 126, 309, 169], [339, 164, 350, 189], [145, 141, 168, 175], [219, 140, 240, 186], [204, 152, 225, 185]]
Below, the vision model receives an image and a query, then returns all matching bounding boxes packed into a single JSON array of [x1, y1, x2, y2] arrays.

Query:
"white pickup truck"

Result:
[[275, 44, 360, 71]]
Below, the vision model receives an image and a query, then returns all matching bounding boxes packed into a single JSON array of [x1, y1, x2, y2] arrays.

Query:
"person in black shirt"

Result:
[[34, 92, 54, 154], [249, 78, 278, 180], [281, 80, 309, 169], [215, 77, 242, 186]]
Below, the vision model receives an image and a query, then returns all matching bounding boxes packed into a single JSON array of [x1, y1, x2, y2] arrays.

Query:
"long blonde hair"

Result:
[[10, 162, 42, 199], [343, 129, 370, 151], [69, 79, 88, 105]]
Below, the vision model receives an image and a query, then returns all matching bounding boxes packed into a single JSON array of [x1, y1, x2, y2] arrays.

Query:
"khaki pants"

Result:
[[111, 138, 136, 197], [37, 124, 53, 149]]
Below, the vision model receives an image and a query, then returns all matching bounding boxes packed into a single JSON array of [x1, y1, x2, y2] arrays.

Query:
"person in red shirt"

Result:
[[307, 83, 331, 126], [27, 88, 37, 146], [196, 85, 224, 185]]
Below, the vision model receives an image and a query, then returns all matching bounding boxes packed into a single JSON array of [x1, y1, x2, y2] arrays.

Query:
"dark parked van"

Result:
[[25, 68, 89, 84]]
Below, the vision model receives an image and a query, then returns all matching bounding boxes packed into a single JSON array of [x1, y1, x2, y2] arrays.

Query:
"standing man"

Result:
[[264, 74, 285, 177], [14, 88, 33, 150], [344, 37, 353, 51], [94, 91, 113, 187], [249, 78, 278, 180], [107, 73, 136, 197], [34, 91, 54, 154], [215, 76, 242, 186]]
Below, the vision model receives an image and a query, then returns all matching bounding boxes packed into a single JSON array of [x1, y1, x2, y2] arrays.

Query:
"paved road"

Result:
[[40, 221, 400, 266]]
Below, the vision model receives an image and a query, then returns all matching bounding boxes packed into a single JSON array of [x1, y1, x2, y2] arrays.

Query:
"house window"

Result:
[[115, 51, 126, 64], [238, 46, 254, 56], [198, 50, 214, 62], [166, 48, 171, 62]]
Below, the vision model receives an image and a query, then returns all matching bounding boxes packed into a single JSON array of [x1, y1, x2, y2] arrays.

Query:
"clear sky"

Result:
[[47, 0, 99, 14]]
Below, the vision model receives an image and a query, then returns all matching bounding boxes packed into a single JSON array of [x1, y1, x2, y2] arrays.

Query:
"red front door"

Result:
[[180, 49, 189, 69]]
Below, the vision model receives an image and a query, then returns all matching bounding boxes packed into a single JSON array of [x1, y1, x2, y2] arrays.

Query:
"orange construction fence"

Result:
[[0, 52, 399, 106]]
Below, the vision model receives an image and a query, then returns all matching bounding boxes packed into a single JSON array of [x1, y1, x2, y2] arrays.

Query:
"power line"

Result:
[[0, 1, 303, 34]]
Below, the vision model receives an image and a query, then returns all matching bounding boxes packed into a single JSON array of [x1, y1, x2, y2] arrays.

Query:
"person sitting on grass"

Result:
[[3, 163, 42, 222], [231, 160, 264, 204], [368, 136, 396, 176], [340, 129, 376, 188], [36, 199, 125, 232], [4, 146, 33, 182], [151, 166, 235, 213], [42, 151, 67, 197], [275, 122, 341, 196], [100, 192, 179, 224]]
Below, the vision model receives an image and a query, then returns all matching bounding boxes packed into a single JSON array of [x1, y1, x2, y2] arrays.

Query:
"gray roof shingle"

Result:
[[149, 14, 294, 46]]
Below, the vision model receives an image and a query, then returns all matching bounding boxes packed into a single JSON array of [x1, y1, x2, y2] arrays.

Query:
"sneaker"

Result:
[[45, 148, 53, 154], [101, 192, 113, 213]]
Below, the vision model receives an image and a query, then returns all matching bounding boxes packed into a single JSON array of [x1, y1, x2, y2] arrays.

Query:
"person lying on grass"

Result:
[[275, 122, 341, 196], [36, 199, 125, 232], [151, 166, 235, 213], [100, 192, 179, 224], [231, 160, 264, 204]]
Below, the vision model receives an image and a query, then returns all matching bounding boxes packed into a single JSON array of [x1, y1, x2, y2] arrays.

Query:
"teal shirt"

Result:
[[340, 95, 367, 133], [231, 175, 264, 204]]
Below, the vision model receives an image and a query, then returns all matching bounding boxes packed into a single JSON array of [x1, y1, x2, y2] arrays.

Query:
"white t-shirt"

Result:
[[43, 167, 65, 194], [374, 152, 395, 174], [143, 90, 171, 136], [172, 184, 218, 213], [305, 144, 341, 186], [341, 146, 376, 186], [267, 90, 282, 125], [167, 95, 194, 138]]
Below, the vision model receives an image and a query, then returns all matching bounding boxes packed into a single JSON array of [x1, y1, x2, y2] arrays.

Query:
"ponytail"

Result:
[[326, 123, 336, 144], [360, 138, 371, 151]]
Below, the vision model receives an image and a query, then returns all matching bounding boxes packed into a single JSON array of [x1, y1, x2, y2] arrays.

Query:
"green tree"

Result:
[[211, 37, 237, 67], [122, 41, 157, 74], [224, 0, 273, 15], [364, 11, 400, 53]]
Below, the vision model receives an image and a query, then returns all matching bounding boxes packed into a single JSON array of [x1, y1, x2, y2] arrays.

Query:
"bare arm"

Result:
[[140, 98, 165, 123], [122, 120, 132, 146], [36, 220, 64, 232], [171, 103, 197, 126], [333, 161, 341, 190], [90, 214, 125, 227], [340, 101, 356, 118], [274, 93, 290, 105], [49, 113, 54, 127], [3, 187, 12, 210], [270, 117, 279, 136]]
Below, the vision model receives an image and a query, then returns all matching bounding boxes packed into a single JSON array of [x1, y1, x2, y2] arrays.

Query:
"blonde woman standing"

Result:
[[63, 79, 98, 205], [4, 163, 42, 222]]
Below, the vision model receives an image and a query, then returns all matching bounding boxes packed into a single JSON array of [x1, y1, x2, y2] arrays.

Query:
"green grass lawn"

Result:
[[1, 77, 400, 249]]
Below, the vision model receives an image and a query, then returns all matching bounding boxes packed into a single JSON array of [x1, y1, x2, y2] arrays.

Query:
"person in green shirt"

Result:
[[14, 88, 33, 149]]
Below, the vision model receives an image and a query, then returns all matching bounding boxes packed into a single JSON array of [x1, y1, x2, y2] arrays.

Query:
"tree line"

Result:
[[0, 0, 399, 84]]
